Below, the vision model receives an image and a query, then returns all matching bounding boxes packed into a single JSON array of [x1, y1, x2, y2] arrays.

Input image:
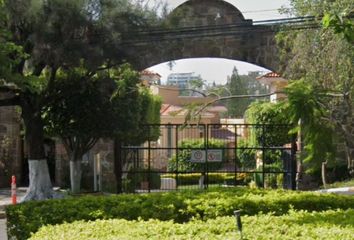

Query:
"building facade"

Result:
[[166, 72, 203, 96], [0, 94, 22, 187]]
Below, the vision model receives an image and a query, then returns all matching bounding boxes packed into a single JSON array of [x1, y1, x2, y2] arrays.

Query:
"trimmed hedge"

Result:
[[125, 168, 161, 192], [30, 209, 354, 240], [6, 188, 354, 239], [161, 172, 248, 185]]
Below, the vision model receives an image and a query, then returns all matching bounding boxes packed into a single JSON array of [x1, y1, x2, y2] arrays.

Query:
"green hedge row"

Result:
[[30, 209, 354, 240], [6, 188, 354, 239], [161, 172, 248, 185]]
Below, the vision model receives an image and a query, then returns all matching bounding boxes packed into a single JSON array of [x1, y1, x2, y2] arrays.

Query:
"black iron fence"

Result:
[[119, 124, 297, 193]]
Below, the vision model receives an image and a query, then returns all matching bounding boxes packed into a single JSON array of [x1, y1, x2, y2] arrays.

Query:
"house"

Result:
[[140, 70, 161, 86], [256, 72, 288, 102]]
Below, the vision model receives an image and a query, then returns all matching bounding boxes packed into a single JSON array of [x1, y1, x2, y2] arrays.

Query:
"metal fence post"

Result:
[[291, 134, 297, 190], [148, 125, 151, 193], [262, 124, 265, 189], [205, 124, 208, 189], [175, 125, 179, 190], [234, 124, 238, 186]]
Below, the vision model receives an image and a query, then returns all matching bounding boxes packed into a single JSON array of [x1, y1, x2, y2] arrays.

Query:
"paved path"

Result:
[[317, 186, 354, 195], [0, 219, 7, 240], [0, 188, 27, 240], [0, 188, 27, 206]]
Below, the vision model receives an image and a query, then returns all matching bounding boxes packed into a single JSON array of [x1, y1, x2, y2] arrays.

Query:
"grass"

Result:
[[323, 178, 354, 189]]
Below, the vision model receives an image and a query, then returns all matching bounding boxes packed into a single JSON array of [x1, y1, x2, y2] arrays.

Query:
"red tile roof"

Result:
[[256, 72, 281, 79], [140, 70, 161, 77]]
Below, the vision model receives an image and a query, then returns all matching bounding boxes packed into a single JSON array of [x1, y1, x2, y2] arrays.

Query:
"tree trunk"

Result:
[[296, 119, 303, 187], [21, 159, 54, 201], [21, 106, 58, 201], [344, 134, 354, 175], [322, 161, 328, 189], [114, 139, 123, 194], [339, 95, 354, 174], [70, 159, 82, 194]]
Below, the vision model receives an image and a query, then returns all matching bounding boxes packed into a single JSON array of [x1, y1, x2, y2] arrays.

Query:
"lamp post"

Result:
[[234, 210, 243, 239]]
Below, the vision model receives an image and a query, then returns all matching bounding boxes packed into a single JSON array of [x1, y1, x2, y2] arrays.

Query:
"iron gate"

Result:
[[119, 124, 297, 193]]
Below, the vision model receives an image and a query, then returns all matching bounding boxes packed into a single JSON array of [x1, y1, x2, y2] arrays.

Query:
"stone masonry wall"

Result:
[[0, 98, 22, 187]]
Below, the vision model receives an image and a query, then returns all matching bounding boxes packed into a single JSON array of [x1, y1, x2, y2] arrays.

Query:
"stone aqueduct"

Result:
[[125, 0, 279, 71], [0, 0, 280, 186]]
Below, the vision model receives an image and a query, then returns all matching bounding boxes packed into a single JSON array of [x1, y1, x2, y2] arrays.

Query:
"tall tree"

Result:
[[226, 67, 250, 117], [0, 0, 160, 200], [110, 65, 161, 193], [226, 67, 267, 117], [43, 67, 113, 194], [277, 0, 354, 173], [44, 64, 160, 194]]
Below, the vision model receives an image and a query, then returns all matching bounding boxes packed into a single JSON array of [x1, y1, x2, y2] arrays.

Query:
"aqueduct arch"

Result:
[[124, 0, 279, 71]]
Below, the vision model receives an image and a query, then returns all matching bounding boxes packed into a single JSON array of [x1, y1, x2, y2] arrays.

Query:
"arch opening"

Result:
[[147, 58, 271, 86]]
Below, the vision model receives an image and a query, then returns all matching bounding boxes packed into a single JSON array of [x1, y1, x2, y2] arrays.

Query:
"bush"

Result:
[[30, 209, 354, 240], [237, 139, 257, 169], [6, 188, 354, 239], [124, 167, 161, 191], [245, 101, 293, 147], [161, 173, 247, 185]]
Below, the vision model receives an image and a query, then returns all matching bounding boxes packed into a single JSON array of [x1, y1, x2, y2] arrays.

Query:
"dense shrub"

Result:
[[237, 138, 257, 169], [161, 173, 247, 185], [6, 188, 354, 239], [125, 167, 161, 191], [245, 101, 293, 147], [30, 209, 354, 240]]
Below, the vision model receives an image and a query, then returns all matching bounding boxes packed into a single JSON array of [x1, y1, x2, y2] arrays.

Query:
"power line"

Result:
[[69, 14, 353, 46], [118, 12, 354, 45], [120, 23, 320, 45], [241, 8, 289, 14]]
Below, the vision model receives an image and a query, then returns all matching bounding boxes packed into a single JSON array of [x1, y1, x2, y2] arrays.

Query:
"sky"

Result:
[[148, 0, 291, 85]]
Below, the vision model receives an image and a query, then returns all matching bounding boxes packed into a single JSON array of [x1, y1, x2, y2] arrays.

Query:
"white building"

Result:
[[166, 72, 203, 95]]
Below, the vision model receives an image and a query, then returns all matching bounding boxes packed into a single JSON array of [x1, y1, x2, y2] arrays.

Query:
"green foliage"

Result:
[[167, 138, 225, 172], [245, 101, 293, 146], [237, 139, 257, 169], [125, 168, 161, 191], [109, 64, 162, 145], [277, 1, 354, 173], [30, 209, 354, 240], [161, 173, 247, 186], [0, 1, 27, 86], [43, 68, 111, 141], [7, 187, 354, 239], [322, 13, 354, 42], [135, 88, 162, 143], [324, 178, 354, 189], [285, 80, 336, 171], [108, 64, 143, 142], [226, 67, 268, 118]]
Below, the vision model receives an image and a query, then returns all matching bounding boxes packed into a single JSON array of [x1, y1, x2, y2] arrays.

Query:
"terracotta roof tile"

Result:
[[140, 70, 161, 77], [256, 72, 281, 79]]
